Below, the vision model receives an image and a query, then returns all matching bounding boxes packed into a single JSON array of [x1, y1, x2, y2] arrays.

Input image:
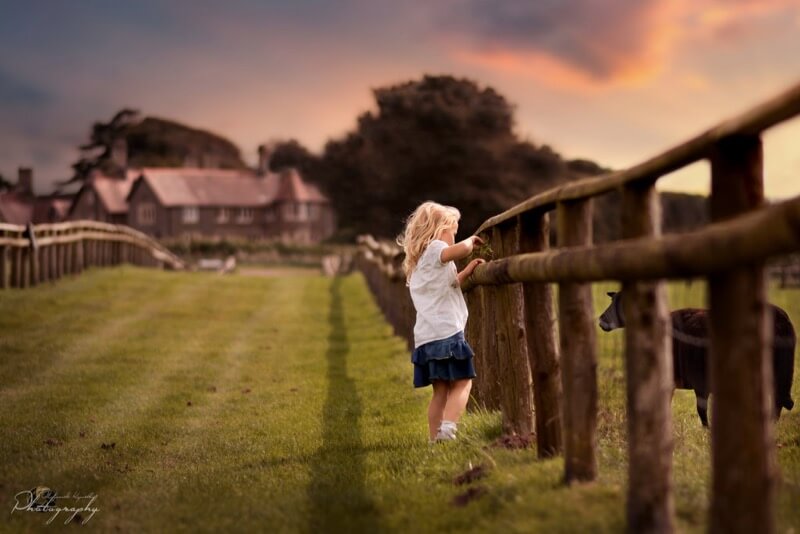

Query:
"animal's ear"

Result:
[[607, 291, 616, 297]]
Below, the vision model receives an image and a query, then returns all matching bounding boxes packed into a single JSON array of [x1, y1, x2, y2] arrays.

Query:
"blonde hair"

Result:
[[395, 201, 460, 285]]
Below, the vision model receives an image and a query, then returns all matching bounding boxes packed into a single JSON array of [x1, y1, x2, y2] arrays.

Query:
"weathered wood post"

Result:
[[39, 230, 50, 282], [29, 230, 39, 286], [708, 134, 775, 534], [490, 223, 535, 436], [0, 231, 9, 289], [56, 231, 65, 279], [621, 182, 675, 533], [102, 236, 109, 266], [20, 241, 30, 289], [64, 230, 73, 276], [48, 229, 57, 280], [479, 269, 502, 411], [519, 211, 563, 458], [556, 198, 598, 483], [11, 243, 23, 288], [75, 228, 85, 274], [463, 281, 486, 409]]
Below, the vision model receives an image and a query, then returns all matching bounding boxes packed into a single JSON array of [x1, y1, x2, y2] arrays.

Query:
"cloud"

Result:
[[438, 0, 799, 90], [0, 69, 52, 109], [436, 0, 678, 88]]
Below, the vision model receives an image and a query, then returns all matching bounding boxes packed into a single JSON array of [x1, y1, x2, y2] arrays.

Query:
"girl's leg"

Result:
[[428, 380, 449, 440], [443, 378, 472, 423]]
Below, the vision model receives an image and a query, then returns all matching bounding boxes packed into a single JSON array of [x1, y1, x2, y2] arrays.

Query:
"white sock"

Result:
[[437, 420, 458, 440]]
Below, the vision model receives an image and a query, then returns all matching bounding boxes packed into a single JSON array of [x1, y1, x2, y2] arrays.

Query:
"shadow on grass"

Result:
[[307, 276, 382, 532]]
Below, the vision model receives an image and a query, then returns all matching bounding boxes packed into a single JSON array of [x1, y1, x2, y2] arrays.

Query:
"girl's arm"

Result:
[[456, 258, 486, 287], [441, 235, 484, 264]]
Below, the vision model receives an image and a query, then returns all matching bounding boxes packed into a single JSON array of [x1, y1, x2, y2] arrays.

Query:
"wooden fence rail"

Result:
[[0, 219, 184, 289], [355, 79, 800, 534]]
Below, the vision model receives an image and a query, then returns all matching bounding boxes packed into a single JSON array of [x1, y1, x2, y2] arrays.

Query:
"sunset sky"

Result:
[[1, 0, 798, 198]]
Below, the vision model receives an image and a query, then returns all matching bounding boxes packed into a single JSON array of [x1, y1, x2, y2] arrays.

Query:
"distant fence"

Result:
[[356, 80, 800, 534], [0, 219, 184, 289]]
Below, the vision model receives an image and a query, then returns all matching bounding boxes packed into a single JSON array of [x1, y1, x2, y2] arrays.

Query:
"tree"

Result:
[[307, 74, 572, 240], [269, 139, 319, 177], [59, 109, 248, 190], [0, 173, 14, 193], [59, 108, 141, 186]]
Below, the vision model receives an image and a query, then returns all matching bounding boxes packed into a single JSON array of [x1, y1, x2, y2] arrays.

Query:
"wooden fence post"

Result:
[[556, 198, 598, 483], [48, 230, 57, 280], [29, 239, 39, 287], [621, 182, 675, 533], [480, 273, 502, 411], [56, 233, 64, 279], [519, 211, 563, 458], [20, 245, 30, 288], [64, 232, 73, 276], [708, 134, 775, 534], [463, 283, 486, 409], [39, 230, 50, 282], [0, 233, 8, 289], [491, 223, 535, 436], [11, 245, 22, 288]]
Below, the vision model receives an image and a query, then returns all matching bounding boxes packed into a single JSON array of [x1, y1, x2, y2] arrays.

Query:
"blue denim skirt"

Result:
[[411, 330, 477, 388]]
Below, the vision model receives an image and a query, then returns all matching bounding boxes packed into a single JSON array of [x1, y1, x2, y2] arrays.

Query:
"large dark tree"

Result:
[[60, 108, 141, 186], [301, 75, 572, 241], [59, 109, 248, 189], [266, 75, 708, 243], [0, 173, 14, 193]]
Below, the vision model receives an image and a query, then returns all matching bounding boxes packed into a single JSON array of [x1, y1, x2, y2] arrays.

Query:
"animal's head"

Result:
[[598, 291, 625, 332]]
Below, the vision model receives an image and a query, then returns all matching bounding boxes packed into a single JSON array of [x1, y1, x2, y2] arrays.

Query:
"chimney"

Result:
[[16, 167, 33, 196], [111, 137, 128, 171], [257, 144, 272, 176]]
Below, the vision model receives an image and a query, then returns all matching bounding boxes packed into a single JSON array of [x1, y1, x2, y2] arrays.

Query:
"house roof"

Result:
[[129, 167, 271, 207], [127, 167, 328, 207], [274, 168, 328, 203], [92, 171, 140, 214], [41, 198, 72, 221], [0, 192, 34, 224]]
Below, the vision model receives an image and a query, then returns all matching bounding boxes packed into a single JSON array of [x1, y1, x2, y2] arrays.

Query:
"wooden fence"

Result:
[[0, 219, 184, 289], [355, 79, 800, 534]]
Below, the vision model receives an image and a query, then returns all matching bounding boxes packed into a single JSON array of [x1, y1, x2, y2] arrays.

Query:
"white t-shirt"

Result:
[[409, 239, 469, 348]]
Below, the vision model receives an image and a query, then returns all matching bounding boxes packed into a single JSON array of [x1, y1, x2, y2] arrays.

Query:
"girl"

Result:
[[396, 201, 485, 443]]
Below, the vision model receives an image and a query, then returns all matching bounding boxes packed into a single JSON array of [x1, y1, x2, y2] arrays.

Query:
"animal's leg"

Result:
[[695, 391, 710, 427]]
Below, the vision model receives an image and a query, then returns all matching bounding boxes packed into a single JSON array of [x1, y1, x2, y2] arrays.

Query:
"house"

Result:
[[124, 165, 335, 243], [67, 169, 140, 224], [0, 168, 74, 225], [10, 138, 336, 244]]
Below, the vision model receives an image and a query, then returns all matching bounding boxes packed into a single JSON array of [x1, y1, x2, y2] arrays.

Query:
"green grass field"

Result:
[[0, 266, 797, 533]]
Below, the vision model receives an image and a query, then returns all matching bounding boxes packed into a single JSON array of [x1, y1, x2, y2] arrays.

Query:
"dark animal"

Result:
[[598, 290, 795, 427]]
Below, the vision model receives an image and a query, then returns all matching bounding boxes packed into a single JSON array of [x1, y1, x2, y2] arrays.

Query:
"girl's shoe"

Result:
[[436, 420, 458, 441]]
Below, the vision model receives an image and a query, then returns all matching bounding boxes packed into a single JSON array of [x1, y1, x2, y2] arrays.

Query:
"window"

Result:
[[182, 206, 199, 224], [217, 207, 230, 223], [138, 202, 156, 225], [236, 207, 254, 224], [296, 202, 308, 221]]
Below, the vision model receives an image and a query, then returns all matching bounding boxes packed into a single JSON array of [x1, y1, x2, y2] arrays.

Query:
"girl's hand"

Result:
[[460, 235, 484, 254], [456, 258, 486, 287], [468, 235, 484, 247], [469, 258, 486, 271]]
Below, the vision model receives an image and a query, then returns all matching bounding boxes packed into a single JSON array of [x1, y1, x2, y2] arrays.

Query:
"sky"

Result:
[[1, 0, 799, 198]]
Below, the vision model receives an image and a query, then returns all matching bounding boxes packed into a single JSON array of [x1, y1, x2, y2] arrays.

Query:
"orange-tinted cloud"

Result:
[[442, 0, 799, 90]]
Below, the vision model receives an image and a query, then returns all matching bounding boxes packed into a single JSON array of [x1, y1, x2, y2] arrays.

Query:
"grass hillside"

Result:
[[0, 267, 797, 532]]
